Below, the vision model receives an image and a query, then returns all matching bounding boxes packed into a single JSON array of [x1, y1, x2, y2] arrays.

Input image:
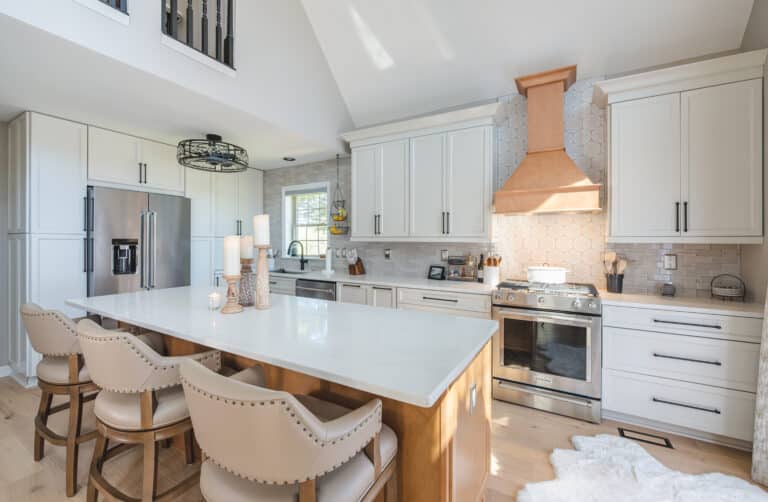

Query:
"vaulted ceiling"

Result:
[[302, 0, 755, 127]]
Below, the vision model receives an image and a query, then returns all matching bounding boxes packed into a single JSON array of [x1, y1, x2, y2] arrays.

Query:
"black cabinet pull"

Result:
[[675, 202, 680, 233], [138, 162, 143, 183], [422, 296, 458, 303], [441, 212, 446, 234], [652, 318, 721, 330], [83, 238, 88, 272], [446, 212, 450, 234], [83, 197, 88, 231], [269, 281, 277, 285], [652, 397, 720, 415], [683, 201, 688, 232], [652, 353, 722, 366]]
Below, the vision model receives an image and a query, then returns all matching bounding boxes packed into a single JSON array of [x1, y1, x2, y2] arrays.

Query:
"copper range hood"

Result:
[[494, 65, 601, 214]]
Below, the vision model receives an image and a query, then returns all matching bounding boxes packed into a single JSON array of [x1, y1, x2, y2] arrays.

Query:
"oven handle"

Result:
[[496, 380, 594, 408], [493, 308, 595, 328]]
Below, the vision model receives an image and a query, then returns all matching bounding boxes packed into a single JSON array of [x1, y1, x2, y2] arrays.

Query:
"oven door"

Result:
[[492, 307, 601, 398]]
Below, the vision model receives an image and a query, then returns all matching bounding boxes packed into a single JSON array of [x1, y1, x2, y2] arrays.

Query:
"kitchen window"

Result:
[[282, 182, 329, 257]]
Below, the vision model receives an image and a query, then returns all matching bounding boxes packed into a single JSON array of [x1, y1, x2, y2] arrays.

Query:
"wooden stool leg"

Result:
[[142, 434, 158, 501], [34, 390, 53, 461], [66, 388, 84, 497], [385, 470, 398, 502], [183, 429, 195, 465], [88, 433, 108, 502]]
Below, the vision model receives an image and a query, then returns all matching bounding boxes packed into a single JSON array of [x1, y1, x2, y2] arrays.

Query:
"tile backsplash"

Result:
[[263, 77, 742, 297]]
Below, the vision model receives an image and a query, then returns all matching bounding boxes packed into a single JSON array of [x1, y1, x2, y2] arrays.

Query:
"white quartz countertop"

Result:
[[270, 269, 495, 295], [600, 290, 765, 318], [67, 287, 497, 408]]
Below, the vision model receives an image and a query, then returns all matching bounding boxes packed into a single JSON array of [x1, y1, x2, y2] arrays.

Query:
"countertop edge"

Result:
[[600, 293, 764, 319], [66, 298, 496, 408]]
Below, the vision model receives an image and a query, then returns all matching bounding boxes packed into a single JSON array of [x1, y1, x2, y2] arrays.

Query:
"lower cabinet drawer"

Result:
[[397, 288, 491, 314], [604, 327, 760, 392], [603, 369, 755, 442], [269, 276, 296, 295]]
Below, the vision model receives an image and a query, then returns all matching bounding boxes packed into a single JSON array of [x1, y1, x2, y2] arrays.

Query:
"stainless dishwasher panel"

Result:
[[295, 279, 337, 301]]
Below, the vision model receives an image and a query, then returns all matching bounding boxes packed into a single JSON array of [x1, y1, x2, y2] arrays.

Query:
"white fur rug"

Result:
[[517, 434, 768, 502]]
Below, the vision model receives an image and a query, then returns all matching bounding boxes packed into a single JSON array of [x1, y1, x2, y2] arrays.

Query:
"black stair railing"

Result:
[[99, 0, 128, 13], [162, 0, 235, 69]]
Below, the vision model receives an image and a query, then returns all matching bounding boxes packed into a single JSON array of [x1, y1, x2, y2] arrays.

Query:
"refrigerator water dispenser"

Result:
[[112, 239, 138, 275]]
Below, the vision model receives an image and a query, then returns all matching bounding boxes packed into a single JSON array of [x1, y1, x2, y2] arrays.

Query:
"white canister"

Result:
[[484, 266, 500, 287], [527, 266, 568, 284]]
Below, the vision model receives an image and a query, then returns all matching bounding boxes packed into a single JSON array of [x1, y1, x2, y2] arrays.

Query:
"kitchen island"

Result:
[[68, 286, 497, 501]]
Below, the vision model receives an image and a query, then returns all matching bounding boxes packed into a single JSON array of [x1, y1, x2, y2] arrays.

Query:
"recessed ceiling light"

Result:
[[283, 156, 296, 162]]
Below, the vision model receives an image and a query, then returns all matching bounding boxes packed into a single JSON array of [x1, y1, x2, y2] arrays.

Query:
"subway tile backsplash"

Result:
[[263, 77, 741, 297]]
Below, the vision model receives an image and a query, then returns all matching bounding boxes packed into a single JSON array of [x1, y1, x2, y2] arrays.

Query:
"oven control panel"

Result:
[[492, 288, 601, 315]]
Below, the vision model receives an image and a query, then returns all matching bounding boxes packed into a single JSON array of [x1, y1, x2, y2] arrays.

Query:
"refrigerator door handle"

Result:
[[140, 211, 147, 289], [150, 211, 158, 288]]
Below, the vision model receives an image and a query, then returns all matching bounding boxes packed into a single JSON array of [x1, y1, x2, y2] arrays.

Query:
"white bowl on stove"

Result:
[[527, 266, 568, 284]]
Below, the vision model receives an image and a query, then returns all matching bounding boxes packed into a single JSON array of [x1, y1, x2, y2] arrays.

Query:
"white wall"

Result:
[[740, 0, 768, 303], [0, 122, 8, 366]]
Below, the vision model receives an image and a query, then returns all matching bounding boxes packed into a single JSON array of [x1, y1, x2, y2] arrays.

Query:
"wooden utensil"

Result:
[[617, 259, 627, 275]]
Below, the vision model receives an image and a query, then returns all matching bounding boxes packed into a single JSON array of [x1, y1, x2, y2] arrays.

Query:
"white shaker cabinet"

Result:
[[8, 113, 87, 235], [351, 141, 409, 238], [88, 126, 142, 187], [368, 285, 396, 309], [337, 282, 397, 308], [596, 50, 766, 244], [343, 102, 500, 243], [682, 79, 762, 238], [609, 94, 682, 238], [186, 168, 214, 237], [338, 282, 368, 305], [213, 174, 239, 237], [190, 237, 215, 287], [29, 235, 87, 319], [88, 126, 184, 194], [237, 168, 264, 236]]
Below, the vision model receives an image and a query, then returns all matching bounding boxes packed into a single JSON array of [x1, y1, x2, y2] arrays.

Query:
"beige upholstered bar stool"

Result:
[[180, 359, 399, 502], [20, 303, 106, 497], [76, 320, 221, 502]]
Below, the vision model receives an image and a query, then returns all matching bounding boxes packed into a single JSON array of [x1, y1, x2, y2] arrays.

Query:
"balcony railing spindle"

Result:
[[201, 0, 209, 55], [186, 0, 194, 46], [215, 0, 223, 63], [170, 0, 178, 39], [224, 0, 234, 67]]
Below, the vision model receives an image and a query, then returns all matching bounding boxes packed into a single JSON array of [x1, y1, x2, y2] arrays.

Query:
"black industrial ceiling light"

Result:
[[177, 134, 248, 173]]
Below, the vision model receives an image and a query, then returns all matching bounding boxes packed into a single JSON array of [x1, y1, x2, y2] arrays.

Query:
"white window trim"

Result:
[[72, 0, 129, 25], [281, 182, 330, 258]]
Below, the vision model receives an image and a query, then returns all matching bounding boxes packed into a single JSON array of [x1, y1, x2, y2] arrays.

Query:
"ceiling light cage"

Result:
[[177, 134, 249, 173]]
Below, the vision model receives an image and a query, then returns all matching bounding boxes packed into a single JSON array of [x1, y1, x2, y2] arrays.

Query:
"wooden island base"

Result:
[[162, 334, 492, 502]]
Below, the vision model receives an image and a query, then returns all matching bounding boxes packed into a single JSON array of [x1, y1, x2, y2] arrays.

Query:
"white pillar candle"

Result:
[[253, 214, 270, 247], [240, 235, 254, 259], [223, 236, 241, 276]]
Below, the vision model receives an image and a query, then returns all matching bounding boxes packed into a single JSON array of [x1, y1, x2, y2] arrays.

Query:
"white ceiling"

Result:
[[302, 0, 755, 127]]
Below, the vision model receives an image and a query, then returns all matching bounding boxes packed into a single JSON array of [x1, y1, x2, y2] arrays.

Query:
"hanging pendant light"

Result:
[[330, 154, 349, 235], [177, 134, 248, 173]]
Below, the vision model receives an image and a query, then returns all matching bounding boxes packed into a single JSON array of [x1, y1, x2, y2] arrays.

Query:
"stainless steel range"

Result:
[[491, 280, 602, 423]]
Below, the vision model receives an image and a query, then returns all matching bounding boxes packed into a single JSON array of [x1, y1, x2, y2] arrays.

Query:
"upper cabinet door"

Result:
[[378, 140, 409, 237], [213, 174, 239, 237], [29, 114, 88, 235], [351, 145, 378, 238], [8, 114, 29, 234], [410, 134, 446, 238], [141, 139, 184, 193], [445, 127, 491, 239], [682, 79, 763, 237], [88, 126, 141, 187], [186, 168, 214, 237], [610, 94, 682, 238], [238, 168, 264, 236]]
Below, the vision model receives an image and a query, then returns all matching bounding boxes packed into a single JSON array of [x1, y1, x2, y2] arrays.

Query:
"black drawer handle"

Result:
[[652, 397, 720, 415], [422, 296, 458, 303], [269, 281, 277, 285], [372, 287, 391, 291], [343, 284, 362, 288], [653, 353, 722, 366], [652, 319, 721, 330]]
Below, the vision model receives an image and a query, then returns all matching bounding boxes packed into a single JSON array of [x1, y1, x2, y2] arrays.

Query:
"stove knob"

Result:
[[537, 296, 545, 304], [572, 298, 583, 309], [588, 301, 597, 310], [506, 293, 516, 302]]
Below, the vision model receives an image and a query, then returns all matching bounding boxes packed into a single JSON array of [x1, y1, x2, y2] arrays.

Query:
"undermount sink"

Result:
[[271, 268, 310, 275]]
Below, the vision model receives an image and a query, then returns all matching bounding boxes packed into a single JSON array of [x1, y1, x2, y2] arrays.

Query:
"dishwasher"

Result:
[[295, 279, 337, 301]]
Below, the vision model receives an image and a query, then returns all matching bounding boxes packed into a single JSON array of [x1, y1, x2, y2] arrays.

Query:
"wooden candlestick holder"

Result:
[[239, 258, 255, 306], [255, 246, 270, 310], [221, 275, 244, 314]]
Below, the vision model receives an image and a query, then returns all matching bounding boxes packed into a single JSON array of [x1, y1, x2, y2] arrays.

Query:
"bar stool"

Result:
[[20, 304, 110, 497], [76, 320, 221, 501], [180, 359, 399, 502]]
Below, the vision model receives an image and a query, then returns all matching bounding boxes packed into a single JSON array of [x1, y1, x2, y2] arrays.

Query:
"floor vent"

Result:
[[618, 427, 674, 449]]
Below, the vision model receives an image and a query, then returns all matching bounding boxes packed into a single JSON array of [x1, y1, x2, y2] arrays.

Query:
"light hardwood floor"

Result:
[[0, 376, 758, 501]]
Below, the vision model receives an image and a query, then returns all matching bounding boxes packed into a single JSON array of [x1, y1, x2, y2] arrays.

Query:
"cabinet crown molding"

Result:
[[593, 49, 768, 107], [341, 102, 504, 147]]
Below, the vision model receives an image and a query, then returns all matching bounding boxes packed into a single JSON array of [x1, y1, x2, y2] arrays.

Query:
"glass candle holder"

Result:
[[208, 291, 222, 311]]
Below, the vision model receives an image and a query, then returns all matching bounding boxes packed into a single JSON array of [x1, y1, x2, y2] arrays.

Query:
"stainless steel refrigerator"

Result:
[[85, 186, 191, 296]]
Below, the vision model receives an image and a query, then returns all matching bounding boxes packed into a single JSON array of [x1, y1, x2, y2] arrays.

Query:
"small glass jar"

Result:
[[208, 291, 222, 311]]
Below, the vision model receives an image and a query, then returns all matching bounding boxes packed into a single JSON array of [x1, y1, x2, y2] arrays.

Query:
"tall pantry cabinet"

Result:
[[7, 112, 88, 385]]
